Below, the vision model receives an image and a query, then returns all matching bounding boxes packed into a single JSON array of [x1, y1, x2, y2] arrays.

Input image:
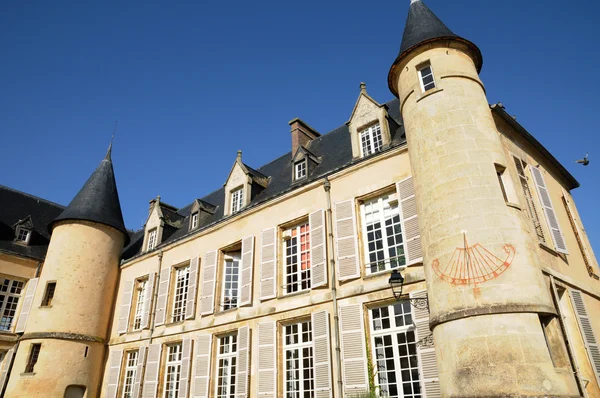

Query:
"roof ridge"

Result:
[[0, 184, 65, 209]]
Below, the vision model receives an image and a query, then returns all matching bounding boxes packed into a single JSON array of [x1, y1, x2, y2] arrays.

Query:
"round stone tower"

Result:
[[388, 1, 579, 396], [5, 145, 128, 397]]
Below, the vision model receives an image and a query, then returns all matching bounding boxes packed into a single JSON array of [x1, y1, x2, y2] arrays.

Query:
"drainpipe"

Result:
[[149, 250, 163, 344], [323, 177, 343, 398]]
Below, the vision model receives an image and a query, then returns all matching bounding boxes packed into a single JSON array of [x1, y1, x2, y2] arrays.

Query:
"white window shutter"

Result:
[[154, 267, 171, 327], [141, 273, 156, 329], [569, 289, 600, 383], [186, 257, 199, 320], [530, 167, 568, 254], [0, 348, 14, 393], [311, 310, 333, 397], [131, 345, 146, 398], [178, 338, 193, 398], [142, 343, 162, 398], [117, 280, 134, 334], [260, 228, 277, 301], [239, 236, 255, 307], [339, 304, 368, 395], [397, 177, 423, 265], [235, 326, 251, 398], [310, 209, 327, 288], [192, 334, 212, 398], [200, 251, 217, 316], [335, 200, 360, 281], [410, 290, 440, 397], [105, 349, 123, 398], [257, 321, 276, 398], [15, 277, 38, 333]]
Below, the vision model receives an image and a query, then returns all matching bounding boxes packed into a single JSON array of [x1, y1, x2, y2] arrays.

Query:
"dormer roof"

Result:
[[50, 145, 129, 245]]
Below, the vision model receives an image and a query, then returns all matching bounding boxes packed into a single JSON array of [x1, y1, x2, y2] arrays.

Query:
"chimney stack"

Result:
[[288, 118, 320, 156]]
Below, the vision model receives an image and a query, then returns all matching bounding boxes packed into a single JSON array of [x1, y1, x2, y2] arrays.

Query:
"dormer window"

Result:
[[231, 187, 244, 214], [418, 64, 435, 92], [16, 228, 30, 243], [360, 124, 383, 157], [147, 228, 157, 251], [191, 212, 199, 229], [295, 159, 307, 180]]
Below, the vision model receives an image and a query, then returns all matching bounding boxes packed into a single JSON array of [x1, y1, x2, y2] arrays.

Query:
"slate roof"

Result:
[[50, 146, 130, 245], [0, 185, 65, 260], [388, 0, 482, 97], [122, 97, 405, 260]]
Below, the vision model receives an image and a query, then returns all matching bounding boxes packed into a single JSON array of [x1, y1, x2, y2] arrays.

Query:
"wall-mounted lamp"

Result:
[[388, 269, 429, 310]]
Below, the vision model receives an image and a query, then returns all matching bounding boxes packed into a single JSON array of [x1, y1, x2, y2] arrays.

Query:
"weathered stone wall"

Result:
[[395, 41, 579, 396]]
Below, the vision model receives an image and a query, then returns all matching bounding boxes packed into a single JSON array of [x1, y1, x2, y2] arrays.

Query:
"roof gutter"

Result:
[[490, 104, 579, 190]]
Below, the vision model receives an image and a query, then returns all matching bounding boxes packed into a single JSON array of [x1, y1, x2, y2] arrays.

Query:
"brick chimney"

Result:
[[289, 118, 320, 156]]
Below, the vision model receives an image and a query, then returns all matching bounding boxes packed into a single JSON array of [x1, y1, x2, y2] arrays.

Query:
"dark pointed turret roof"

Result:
[[388, 0, 482, 97], [50, 145, 129, 245]]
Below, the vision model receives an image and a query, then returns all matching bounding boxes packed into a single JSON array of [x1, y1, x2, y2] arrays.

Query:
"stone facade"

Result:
[[0, 1, 599, 398]]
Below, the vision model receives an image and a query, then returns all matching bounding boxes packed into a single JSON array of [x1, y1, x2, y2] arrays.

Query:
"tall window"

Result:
[[41, 282, 56, 307], [221, 252, 241, 310], [284, 320, 315, 398], [25, 343, 41, 373], [164, 343, 183, 398], [171, 266, 190, 323], [370, 303, 421, 398], [361, 193, 405, 274], [295, 160, 307, 180], [122, 350, 139, 398], [132, 279, 148, 330], [418, 65, 435, 92], [147, 228, 158, 251], [360, 124, 383, 157], [0, 278, 24, 331], [191, 212, 199, 229], [284, 222, 311, 294], [513, 156, 546, 243], [216, 334, 237, 398], [231, 188, 244, 214]]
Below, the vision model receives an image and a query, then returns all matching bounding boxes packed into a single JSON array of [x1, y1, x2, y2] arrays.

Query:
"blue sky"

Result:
[[1, 0, 598, 252]]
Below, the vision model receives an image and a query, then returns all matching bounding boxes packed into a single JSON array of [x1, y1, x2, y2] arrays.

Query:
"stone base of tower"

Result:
[[435, 313, 580, 397], [5, 339, 105, 398]]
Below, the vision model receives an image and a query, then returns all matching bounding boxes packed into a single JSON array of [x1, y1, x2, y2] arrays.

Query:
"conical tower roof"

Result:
[[50, 144, 129, 245], [388, 0, 482, 96]]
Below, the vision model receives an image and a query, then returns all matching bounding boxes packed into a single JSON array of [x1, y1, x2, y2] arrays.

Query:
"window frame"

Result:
[[295, 159, 307, 180], [163, 342, 183, 398], [359, 124, 383, 158], [230, 187, 244, 214], [131, 277, 148, 331], [147, 228, 158, 251], [170, 265, 190, 324], [359, 192, 406, 275], [40, 281, 56, 307], [215, 333, 238, 398], [418, 64, 436, 92], [283, 222, 311, 295], [283, 319, 315, 398], [368, 302, 422, 398], [121, 349, 139, 398], [0, 277, 25, 332], [15, 227, 31, 244], [513, 155, 546, 243], [24, 343, 41, 374], [191, 212, 199, 229], [221, 251, 241, 311]]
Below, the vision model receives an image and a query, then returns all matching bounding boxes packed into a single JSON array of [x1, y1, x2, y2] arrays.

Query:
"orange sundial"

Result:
[[432, 238, 516, 286]]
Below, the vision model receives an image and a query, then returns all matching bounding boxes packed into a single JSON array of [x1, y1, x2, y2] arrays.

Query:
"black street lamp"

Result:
[[388, 269, 429, 310]]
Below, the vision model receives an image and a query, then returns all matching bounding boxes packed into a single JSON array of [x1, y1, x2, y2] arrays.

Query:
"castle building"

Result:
[[1, 1, 599, 397]]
